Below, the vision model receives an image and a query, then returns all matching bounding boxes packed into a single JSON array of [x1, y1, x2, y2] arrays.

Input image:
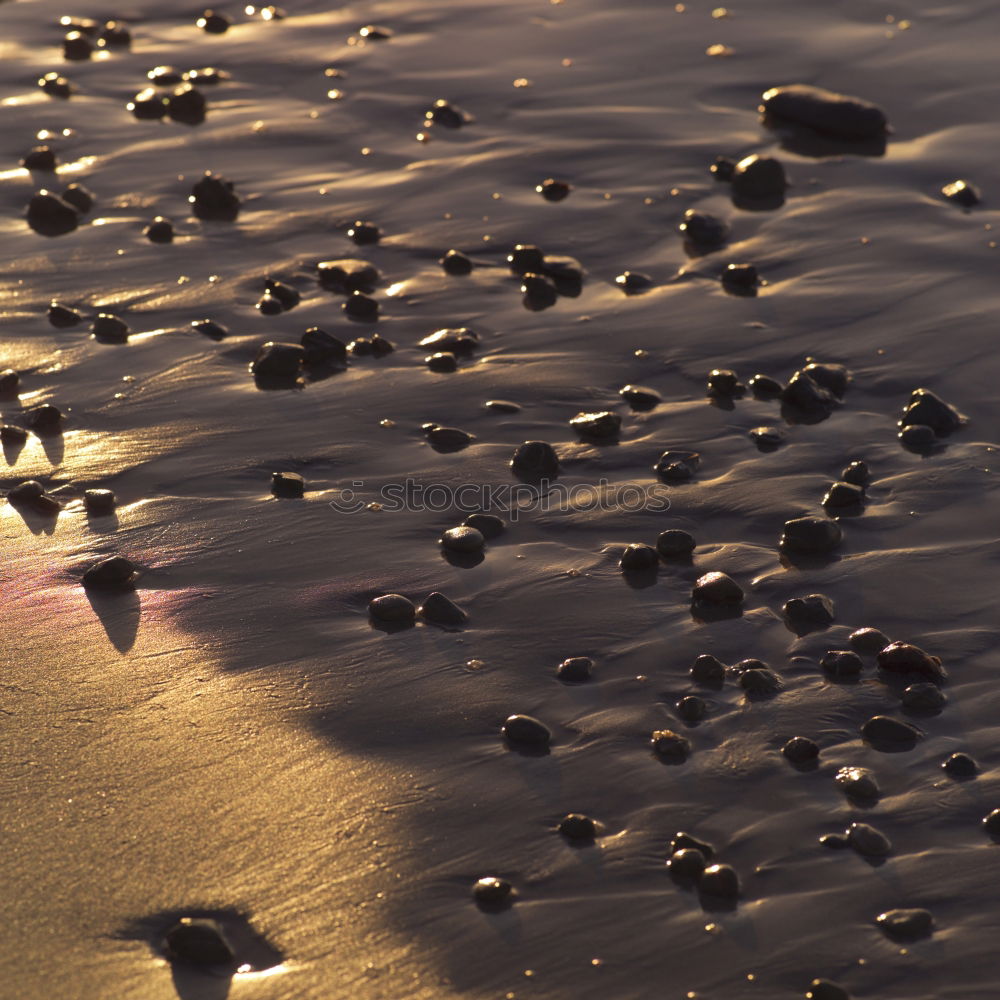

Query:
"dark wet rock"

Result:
[[84, 489, 116, 515], [739, 667, 782, 694], [251, 342, 304, 378], [27, 191, 79, 236], [507, 244, 545, 275], [186, 67, 227, 86], [749, 426, 785, 450], [835, 766, 879, 801], [439, 249, 473, 275], [983, 809, 1000, 836], [144, 216, 174, 243], [317, 258, 380, 294], [654, 449, 700, 482], [539, 255, 584, 294], [440, 526, 485, 553], [368, 593, 415, 623], [619, 384, 660, 410], [48, 302, 82, 328], [424, 99, 471, 128], [166, 83, 206, 125], [62, 184, 94, 214], [901, 683, 946, 713], [823, 481, 864, 508], [424, 424, 474, 451], [942, 752, 977, 778], [782, 736, 819, 763], [781, 369, 838, 414], [343, 291, 379, 320], [760, 84, 889, 140], [425, 351, 458, 372], [537, 178, 572, 201], [692, 571, 743, 604], [671, 832, 714, 859], [820, 833, 850, 850], [806, 979, 850, 1000], [26, 404, 64, 434], [418, 328, 480, 355], [0, 369, 19, 396], [163, 918, 235, 967], [521, 272, 558, 310], [22, 146, 57, 171], [849, 627, 889, 654], [347, 220, 381, 245], [7, 481, 60, 515], [676, 695, 707, 722], [40, 72, 73, 98], [129, 87, 167, 119], [748, 373, 783, 396], [780, 516, 842, 553], [941, 179, 979, 208], [668, 848, 706, 879], [503, 714, 550, 749], [418, 592, 467, 627], [463, 513, 505, 539], [615, 271, 652, 294], [699, 864, 739, 899], [570, 410, 621, 440], [190, 172, 239, 221], [557, 656, 593, 683], [620, 544, 658, 572], [99, 20, 131, 47], [899, 387, 965, 433], [356, 333, 394, 357], [803, 362, 850, 397], [148, 65, 184, 85], [300, 327, 347, 367], [876, 642, 946, 685], [651, 729, 690, 762], [192, 319, 228, 340], [197, 9, 231, 33], [861, 715, 921, 749], [898, 423, 937, 450], [92, 313, 129, 344], [847, 821, 891, 857], [691, 654, 726, 687], [710, 156, 736, 181], [82, 556, 137, 590], [472, 876, 514, 910], [841, 460, 870, 486], [678, 209, 729, 248], [511, 440, 559, 480], [263, 279, 299, 311], [271, 471, 304, 498], [59, 15, 99, 35], [821, 650, 863, 679], [707, 368, 741, 395], [0, 425, 28, 445], [876, 908, 933, 941], [656, 529, 695, 557], [731, 154, 787, 200], [722, 262, 758, 293], [63, 30, 93, 60]]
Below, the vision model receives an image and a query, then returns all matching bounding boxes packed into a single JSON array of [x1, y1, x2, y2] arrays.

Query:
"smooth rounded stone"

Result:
[[22, 145, 58, 171], [144, 216, 174, 243], [876, 642, 947, 684], [558, 813, 597, 842], [355, 333, 394, 358], [1, 425, 28, 445], [835, 766, 879, 801], [782, 736, 819, 763], [424, 99, 471, 128], [707, 368, 741, 395], [691, 654, 726, 687], [722, 262, 758, 292], [539, 255, 584, 292], [901, 683, 946, 713], [190, 172, 239, 221], [861, 715, 921, 748], [439, 249, 473, 275], [898, 423, 937, 449], [251, 342, 304, 378], [733, 656, 766, 676], [82, 555, 137, 590], [271, 471, 304, 498], [26, 191, 79, 236], [0, 369, 19, 396], [676, 695, 707, 722], [166, 83, 206, 124], [731, 154, 787, 199], [521, 272, 558, 310], [425, 351, 458, 372], [192, 318, 228, 340], [80, 488, 116, 516], [263, 279, 299, 311], [619, 384, 661, 410], [653, 449, 700, 482], [549, 656, 593, 686], [841, 460, 870, 486], [257, 293, 285, 317], [803, 362, 851, 397], [780, 516, 842, 553], [536, 178, 572, 202], [783, 594, 836, 627], [369, 593, 415, 623], [48, 302, 82, 328], [197, 9, 231, 33], [472, 876, 514, 910], [651, 729, 690, 762], [63, 30, 93, 60], [806, 979, 850, 1000], [570, 410, 621, 440], [748, 373, 783, 396], [62, 183, 94, 214], [849, 626, 889, 654], [507, 243, 545, 275], [847, 821, 892, 857], [820, 833, 850, 850], [463, 513, 505, 539], [692, 571, 743, 604], [502, 714, 551, 749], [40, 72, 73, 98], [128, 87, 168, 119], [59, 15, 99, 35], [821, 650, 863, 679], [983, 809, 1000, 835], [668, 848, 706, 879], [678, 209, 729, 248], [511, 440, 559, 480], [99, 19, 132, 47], [92, 313, 129, 344], [148, 65, 185, 85], [876, 908, 934, 941], [163, 918, 235, 967], [440, 526, 485, 553], [941, 179, 980, 208], [185, 66, 227, 86], [739, 667, 782, 694], [710, 155, 736, 181], [671, 831, 714, 859], [899, 387, 965, 433], [656, 529, 695, 557], [760, 84, 889, 139], [614, 270, 652, 294], [424, 424, 475, 451], [343, 291, 379, 320], [347, 220, 381, 245], [26, 404, 64, 433], [418, 328, 480, 355], [619, 543, 658, 573], [297, 328, 345, 367], [781, 369, 838, 413], [317, 258, 380, 294], [942, 752, 977, 778], [823, 481, 864, 509], [7, 481, 59, 515], [699, 863, 739, 900], [417, 592, 467, 627]]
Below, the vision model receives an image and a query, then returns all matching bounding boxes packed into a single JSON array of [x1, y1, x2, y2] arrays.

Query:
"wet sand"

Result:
[[3, 1, 1000, 997]]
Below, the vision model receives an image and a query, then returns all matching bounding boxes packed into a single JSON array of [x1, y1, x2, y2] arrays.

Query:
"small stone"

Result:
[[651, 729, 690, 761], [1, 425, 28, 445], [417, 592, 467, 627], [7, 481, 60, 515], [558, 814, 596, 841], [144, 217, 174, 243], [463, 513, 505, 539], [0, 370, 20, 396], [849, 627, 889, 654], [271, 471, 304, 498], [39, 73, 73, 99], [27, 191, 79, 236], [425, 351, 458, 372], [619, 384, 660, 410], [251, 342, 304, 378], [656, 529, 695, 557], [749, 373, 783, 396], [163, 918, 235, 967], [62, 183, 94, 214], [722, 262, 758, 292], [343, 291, 379, 320], [653, 450, 700, 482], [749, 426, 784, 449], [368, 594, 415, 623], [424, 99, 470, 128], [418, 328, 480, 355], [439, 249, 473, 275], [823, 481, 864, 509], [539, 255, 584, 293], [942, 752, 977, 778], [63, 30, 93, 60], [668, 848, 706, 879], [781, 370, 838, 413], [941, 179, 979, 207], [803, 362, 850, 397], [59, 16, 99, 35], [901, 683, 946, 713], [507, 244, 545, 275], [502, 714, 551, 749], [699, 864, 739, 899], [671, 832, 714, 859], [48, 302, 81, 327], [739, 667, 781, 694], [570, 411, 621, 439], [806, 979, 850, 1000], [710, 156, 735, 181], [876, 908, 933, 941], [192, 319, 228, 340], [707, 368, 741, 395], [731, 154, 787, 200], [876, 642, 946, 685], [983, 809, 1000, 836], [861, 715, 921, 748], [440, 526, 485, 553], [780, 516, 842, 553], [148, 65, 184, 85], [358, 24, 393, 39], [820, 833, 850, 850], [129, 87, 168, 119], [26, 404, 64, 434], [835, 766, 879, 801], [846, 821, 892, 857], [614, 271, 652, 294], [691, 654, 726, 687], [21, 146, 57, 171], [98, 20, 131, 47], [317, 259, 381, 294], [899, 388, 965, 434], [92, 313, 129, 344], [84, 489, 116, 515], [347, 220, 381, 245], [424, 424, 475, 451], [189, 172, 239, 221], [537, 178, 572, 201], [841, 460, 870, 486], [678, 209, 729, 248], [166, 83, 206, 125], [899, 423, 937, 449], [619, 544, 658, 572], [692, 571, 743, 604], [186, 67, 226, 86], [782, 736, 819, 763], [472, 876, 514, 910], [369, 333, 394, 357], [301, 327, 347, 367], [676, 695, 706, 722], [821, 650, 863, 679], [760, 84, 889, 140], [197, 9, 231, 33], [511, 441, 559, 480], [521, 272, 558, 310], [557, 656, 593, 683], [82, 556, 137, 590], [262, 279, 298, 311]]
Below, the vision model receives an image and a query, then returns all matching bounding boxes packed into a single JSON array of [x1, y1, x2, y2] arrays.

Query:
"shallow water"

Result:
[[3, 1, 1000, 997]]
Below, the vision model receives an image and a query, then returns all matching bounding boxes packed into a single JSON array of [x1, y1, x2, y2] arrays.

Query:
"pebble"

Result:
[[671, 832, 714, 859], [424, 99, 470, 128], [347, 220, 381, 245], [40, 72, 73, 99], [317, 258, 381, 294], [848, 627, 889, 654], [731, 154, 787, 200], [418, 329, 480, 355], [62, 183, 94, 214], [619, 384, 661, 410], [749, 426, 784, 450], [668, 848, 706, 879], [197, 9, 231, 33], [557, 656, 593, 683], [92, 313, 129, 344], [0, 369, 19, 396], [537, 178, 572, 201], [425, 351, 458, 372], [59, 16, 99, 35], [620, 543, 659, 572], [941, 179, 979, 208], [507, 244, 545, 275], [656, 529, 695, 557], [417, 592, 467, 627], [861, 715, 921, 748], [148, 65, 184, 85], [569, 410, 621, 439], [803, 361, 850, 396], [781, 369, 838, 414], [722, 262, 758, 293], [358, 24, 393, 39], [678, 209, 729, 248], [502, 714, 551, 749], [1, 425, 28, 446], [63, 30, 93, 60], [823, 481, 864, 508], [144, 217, 174, 243], [166, 84, 206, 125], [439, 249, 473, 275], [615, 271, 652, 294], [84, 489, 116, 515], [706, 368, 741, 395], [192, 319, 228, 340], [875, 908, 934, 941], [653, 449, 700, 482], [899, 423, 937, 450], [48, 302, 82, 327], [676, 695, 707, 722], [982, 809, 1000, 836], [343, 291, 379, 320], [876, 642, 947, 685], [472, 876, 515, 910], [301, 327, 347, 367], [26, 404, 64, 434], [521, 272, 558, 310], [26, 191, 79, 236], [264, 279, 299, 311], [780, 516, 842, 553], [699, 863, 740, 900], [820, 833, 849, 850], [354, 334, 394, 358], [189, 172, 240, 221], [511, 440, 559, 480], [539, 256, 584, 294], [163, 918, 235, 967], [847, 821, 892, 857], [739, 667, 782, 694], [424, 424, 475, 451], [782, 736, 819, 763], [128, 88, 167, 119], [99, 19, 131, 47], [82, 555, 137, 590], [691, 571, 743, 604], [901, 683, 946, 713], [251, 342, 304, 378], [7, 481, 60, 515], [899, 387, 965, 433], [821, 650, 863, 679], [942, 752, 977, 778], [835, 766, 879, 801], [186, 66, 226, 86], [651, 729, 690, 762], [271, 471, 304, 498], [690, 654, 726, 687], [368, 593, 415, 623], [440, 526, 485, 553], [760, 84, 889, 139], [463, 513, 505, 539], [21, 146, 57, 171], [558, 813, 597, 842], [841, 460, 870, 486], [806, 980, 850, 1000], [748, 373, 783, 396], [710, 156, 735, 181]]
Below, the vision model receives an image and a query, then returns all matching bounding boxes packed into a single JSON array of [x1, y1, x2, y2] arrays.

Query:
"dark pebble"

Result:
[[710, 155, 735, 181], [707, 368, 741, 396], [264, 278, 299, 310], [539, 255, 584, 293], [417, 592, 467, 627], [163, 918, 235, 967], [739, 667, 782, 694], [983, 809, 1000, 836], [671, 832, 714, 859], [841, 460, 870, 486], [876, 642, 947, 685], [82, 555, 137, 590], [271, 471, 304, 498], [803, 362, 850, 396], [898, 423, 937, 449], [941, 179, 980, 207], [722, 262, 758, 292], [185, 67, 227, 86], [440, 526, 485, 553], [507, 244, 545, 275], [806, 980, 850, 1000], [62, 183, 94, 214], [144, 217, 174, 243], [835, 766, 879, 801], [502, 714, 551, 749], [424, 424, 475, 451], [63, 30, 93, 60], [676, 695, 707, 722], [820, 833, 850, 849], [780, 516, 842, 553], [84, 489, 116, 515], [343, 291, 379, 320], [418, 328, 480, 355], [760, 84, 889, 140], [783, 592, 835, 631], [366, 333, 394, 357], [731, 154, 787, 200], [570, 410, 621, 440], [619, 384, 660, 410], [876, 908, 933, 941], [251, 342, 304, 378], [653, 449, 700, 482], [425, 351, 457, 372], [21, 146, 57, 171], [48, 302, 81, 327], [899, 387, 964, 433], [1, 425, 28, 445], [847, 821, 891, 857], [368, 594, 415, 623], [942, 752, 977, 778], [656, 529, 695, 557], [861, 715, 921, 748], [823, 481, 864, 508], [692, 571, 743, 604], [472, 876, 514, 910], [347, 220, 381, 245], [558, 813, 597, 842], [521, 272, 558, 310], [424, 99, 469, 128], [821, 650, 863, 679], [129, 87, 167, 120], [678, 209, 729, 248], [59, 15, 98, 35], [40, 72, 73, 98], [557, 656, 593, 683], [699, 863, 739, 899], [0, 369, 20, 396], [651, 729, 690, 761], [7, 481, 59, 515], [439, 249, 472, 275], [901, 683, 946, 713], [26, 404, 64, 434], [27, 191, 79, 236], [166, 83, 206, 125], [620, 543, 658, 572], [190, 172, 240, 221], [848, 626, 889, 654], [668, 848, 706, 879], [192, 318, 228, 340], [748, 373, 783, 396], [197, 10, 231, 33], [300, 328, 347, 367], [691, 654, 726, 687], [99, 20, 131, 47], [148, 65, 184, 85], [782, 736, 819, 763], [317, 258, 381, 294], [463, 513, 505, 539], [781, 369, 838, 414], [614, 271, 652, 294], [92, 313, 129, 344], [749, 426, 784, 450], [537, 178, 572, 201], [511, 440, 559, 480]]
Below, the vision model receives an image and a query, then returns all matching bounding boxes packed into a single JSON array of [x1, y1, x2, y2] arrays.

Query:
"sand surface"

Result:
[[2, 1, 1000, 997]]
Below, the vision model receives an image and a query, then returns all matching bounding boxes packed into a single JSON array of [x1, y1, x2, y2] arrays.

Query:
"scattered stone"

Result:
[[749, 426, 784, 449], [26, 404, 64, 434], [99, 20, 131, 47], [271, 471, 304, 498], [847, 822, 892, 857], [821, 650, 863, 679], [620, 543, 658, 572], [722, 262, 758, 293], [343, 291, 379, 320], [418, 592, 467, 627], [806, 979, 850, 1000], [368, 593, 415, 623], [899, 388, 965, 433], [1, 425, 28, 445], [39, 72, 73, 99], [823, 481, 864, 508], [186, 67, 227, 86], [671, 832, 714, 859], [861, 715, 921, 749], [257, 292, 288, 317], [739, 667, 782, 694], [418, 328, 480, 355], [780, 516, 842, 553], [651, 729, 690, 762], [619, 384, 660, 410], [668, 848, 706, 879], [92, 313, 129, 344], [48, 302, 81, 327], [59, 16, 98, 35], [536, 178, 571, 201], [511, 441, 559, 480], [27, 191, 79, 236], [615, 271, 652, 294], [699, 864, 739, 900], [820, 833, 850, 850], [347, 220, 381, 245], [84, 489, 116, 515], [7, 481, 60, 515], [710, 156, 735, 181], [63, 30, 93, 60], [301, 327, 347, 366], [848, 627, 889, 654], [835, 766, 879, 801], [558, 813, 597, 842], [463, 513, 505, 539], [502, 714, 551, 749], [803, 362, 850, 396], [507, 244, 545, 275], [163, 918, 235, 967], [731, 154, 787, 200], [676, 695, 707, 722], [983, 809, 1000, 836], [557, 656, 593, 683], [941, 179, 980, 208], [440, 526, 485, 553], [691, 654, 726, 687], [570, 410, 621, 439], [424, 99, 471, 128], [901, 683, 946, 713], [748, 373, 783, 396], [425, 351, 458, 372], [148, 65, 184, 85], [472, 876, 514, 910], [783, 594, 834, 626], [192, 319, 228, 340], [128, 87, 167, 119], [439, 249, 473, 275], [189, 172, 239, 221], [61, 183, 94, 214], [654, 450, 700, 482], [706, 369, 741, 395], [692, 571, 743, 604], [358, 24, 393, 40], [781, 369, 838, 414], [166, 83, 206, 124], [876, 908, 933, 941], [360, 333, 394, 357], [0, 370, 19, 396], [540, 255, 584, 294], [21, 146, 57, 171], [782, 736, 819, 763], [760, 84, 889, 139], [656, 529, 695, 557], [521, 272, 558, 310], [197, 9, 231, 33], [82, 555, 137, 590], [942, 752, 977, 778], [318, 259, 380, 294], [678, 209, 729, 248], [144, 217, 174, 243], [876, 642, 946, 685], [251, 342, 304, 378], [423, 424, 474, 451], [898, 423, 937, 449]]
